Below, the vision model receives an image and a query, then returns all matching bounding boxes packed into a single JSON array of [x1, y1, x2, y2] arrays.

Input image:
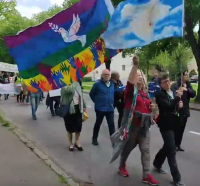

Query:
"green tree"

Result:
[[0, 0, 35, 63], [189, 69, 197, 76], [32, 5, 63, 24], [62, 0, 80, 9], [184, 0, 200, 101]]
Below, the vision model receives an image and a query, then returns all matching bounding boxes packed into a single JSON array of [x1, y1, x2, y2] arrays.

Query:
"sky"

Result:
[[16, 0, 199, 32], [16, 0, 65, 18]]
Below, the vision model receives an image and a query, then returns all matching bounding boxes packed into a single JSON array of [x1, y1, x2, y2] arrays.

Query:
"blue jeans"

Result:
[[30, 93, 40, 118]]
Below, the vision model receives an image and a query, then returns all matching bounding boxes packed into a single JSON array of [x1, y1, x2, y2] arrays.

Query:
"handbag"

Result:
[[57, 96, 73, 117], [57, 104, 70, 117], [82, 111, 88, 122]]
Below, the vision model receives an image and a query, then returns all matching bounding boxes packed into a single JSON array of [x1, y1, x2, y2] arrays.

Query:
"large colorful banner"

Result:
[[0, 83, 19, 94], [23, 39, 120, 93], [4, 0, 115, 92], [102, 0, 184, 49]]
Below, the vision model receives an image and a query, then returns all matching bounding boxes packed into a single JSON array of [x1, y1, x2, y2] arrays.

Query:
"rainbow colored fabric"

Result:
[[4, 0, 116, 92]]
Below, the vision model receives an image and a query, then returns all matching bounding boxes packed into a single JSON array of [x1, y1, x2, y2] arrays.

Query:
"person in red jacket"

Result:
[[118, 56, 159, 186]]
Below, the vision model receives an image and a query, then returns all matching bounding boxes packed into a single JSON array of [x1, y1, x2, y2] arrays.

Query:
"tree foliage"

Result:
[[0, 0, 200, 101]]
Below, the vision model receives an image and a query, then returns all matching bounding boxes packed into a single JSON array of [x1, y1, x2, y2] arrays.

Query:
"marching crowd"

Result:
[[0, 55, 196, 186]]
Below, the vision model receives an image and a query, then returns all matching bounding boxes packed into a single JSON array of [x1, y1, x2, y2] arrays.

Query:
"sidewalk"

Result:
[[0, 125, 66, 186], [190, 102, 200, 111]]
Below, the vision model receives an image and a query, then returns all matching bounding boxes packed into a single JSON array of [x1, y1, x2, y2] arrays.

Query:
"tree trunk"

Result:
[[105, 59, 111, 70], [185, 17, 200, 102], [195, 71, 200, 103]]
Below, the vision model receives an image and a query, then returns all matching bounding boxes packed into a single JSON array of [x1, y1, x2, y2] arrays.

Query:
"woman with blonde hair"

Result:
[[61, 81, 86, 151], [118, 56, 159, 185]]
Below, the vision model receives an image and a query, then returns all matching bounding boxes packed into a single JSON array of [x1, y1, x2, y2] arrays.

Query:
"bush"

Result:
[[82, 77, 92, 82]]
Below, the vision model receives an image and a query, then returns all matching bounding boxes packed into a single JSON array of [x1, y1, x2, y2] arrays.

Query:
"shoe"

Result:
[[177, 146, 185, 152], [32, 116, 37, 120], [69, 146, 74, 151], [74, 143, 83, 151], [154, 166, 167, 174], [119, 165, 129, 177], [174, 181, 185, 186], [142, 174, 159, 185], [51, 113, 56, 117], [92, 139, 99, 146]]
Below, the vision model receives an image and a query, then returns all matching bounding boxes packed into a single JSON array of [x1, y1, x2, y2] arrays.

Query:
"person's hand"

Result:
[[176, 90, 183, 98], [178, 101, 183, 108], [132, 55, 139, 66], [150, 103, 156, 111], [180, 86, 187, 91]]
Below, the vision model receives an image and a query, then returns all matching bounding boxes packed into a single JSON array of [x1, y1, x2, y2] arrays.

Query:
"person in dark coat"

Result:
[[3, 72, 10, 100], [153, 72, 185, 186], [171, 71, 196, 151], [111, 71, 124, 128]]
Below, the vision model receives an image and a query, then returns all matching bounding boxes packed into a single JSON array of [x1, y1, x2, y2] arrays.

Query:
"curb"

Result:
[[83, 91, 200, 111], [83, 91, 89, 94], [0, 109, 80, 186], [190, 107, 200, 111]]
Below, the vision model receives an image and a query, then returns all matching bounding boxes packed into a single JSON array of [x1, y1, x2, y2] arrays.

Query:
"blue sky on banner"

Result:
[[101, 0, 184, 49]]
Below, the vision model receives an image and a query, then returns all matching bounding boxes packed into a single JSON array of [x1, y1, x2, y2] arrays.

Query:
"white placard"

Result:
[[49, 89, 61, 97], [0, 83, 19, 94], [0, 62, 18, 72]]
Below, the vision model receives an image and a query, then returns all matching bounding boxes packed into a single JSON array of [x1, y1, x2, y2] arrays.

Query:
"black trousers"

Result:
[[49, 96, 60, 114], [114, 102, 124, 128], [175, 116, 188, 147], [4, 94, 9, 100], [92, 110, 115, 140], [153, 130, 181, 182], [17, 91, 25, 102]]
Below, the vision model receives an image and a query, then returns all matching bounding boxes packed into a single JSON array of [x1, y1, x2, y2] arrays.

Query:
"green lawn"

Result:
[[191, 84, 198, 102], [82, 82, 95, 86], [82, 81, 94, 91], [82, 82, 198, 102]]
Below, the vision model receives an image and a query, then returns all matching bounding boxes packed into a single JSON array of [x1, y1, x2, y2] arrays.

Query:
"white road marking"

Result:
[[189, 131, 200, 135], [87, 105, 91, 108]]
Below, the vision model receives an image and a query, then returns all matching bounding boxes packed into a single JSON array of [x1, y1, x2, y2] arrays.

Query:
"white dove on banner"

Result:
[[49, 14, 86, 47]]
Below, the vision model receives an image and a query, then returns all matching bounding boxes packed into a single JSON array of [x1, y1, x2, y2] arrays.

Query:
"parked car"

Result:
[[190, 75, 198, 83]]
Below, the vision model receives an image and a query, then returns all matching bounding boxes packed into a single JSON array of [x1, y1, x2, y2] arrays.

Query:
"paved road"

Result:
[[0, 94, 199, 186]]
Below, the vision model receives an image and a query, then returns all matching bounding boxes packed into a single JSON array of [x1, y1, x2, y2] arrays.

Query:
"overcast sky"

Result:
[[16, 0, 65, 18], [16, 0, 199, 32]]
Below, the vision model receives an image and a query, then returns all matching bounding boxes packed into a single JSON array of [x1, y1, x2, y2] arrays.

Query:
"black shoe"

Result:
[[32, 116, 37, 120], [92, 139, 99, 146], [154, 167, 167, 174], [74, 143, 83, 151], [69, 146, 74, 151], [177, 146, 185, 151], [174, 181, 185, 186], [51, 113, 56, 117]]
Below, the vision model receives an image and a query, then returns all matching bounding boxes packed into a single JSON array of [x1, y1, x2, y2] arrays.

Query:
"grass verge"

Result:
[[191, 84, 198, 103]]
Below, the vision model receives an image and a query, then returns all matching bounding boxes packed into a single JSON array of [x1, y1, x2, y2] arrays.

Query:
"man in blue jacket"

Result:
[[90, 69, 115, 146], [148, 70, 160, 119], [148, 70, 160, 99]]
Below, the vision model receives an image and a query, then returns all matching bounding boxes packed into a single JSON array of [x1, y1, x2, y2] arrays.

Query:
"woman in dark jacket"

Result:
[[171, 71, 196, 151], [3, 72, 10, 100], [111, 71, 124, 128]]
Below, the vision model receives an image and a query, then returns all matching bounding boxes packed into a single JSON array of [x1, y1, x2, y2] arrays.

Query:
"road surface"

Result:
[[0, 94, 199, 186]]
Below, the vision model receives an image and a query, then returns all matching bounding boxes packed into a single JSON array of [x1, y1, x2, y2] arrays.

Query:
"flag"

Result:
[[101, 0, 184, 49], [4, 0, 114, 85], [22, 39, 121, 93]]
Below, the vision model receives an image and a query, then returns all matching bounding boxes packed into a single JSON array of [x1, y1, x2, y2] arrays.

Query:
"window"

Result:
[[122, 65, 125, 71]]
